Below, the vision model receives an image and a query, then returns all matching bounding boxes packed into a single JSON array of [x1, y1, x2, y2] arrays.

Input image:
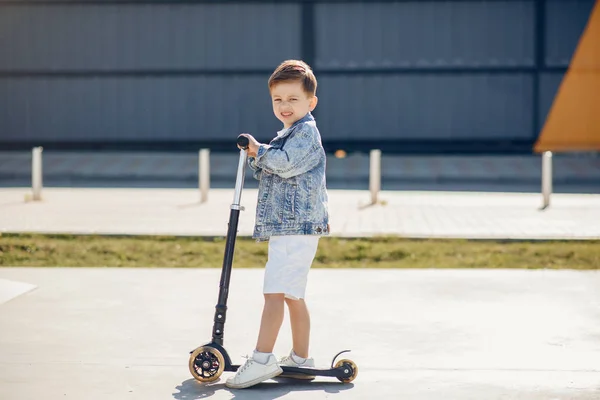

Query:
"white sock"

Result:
[[291, 350, 307, 364], [253, 350, 272, 364]]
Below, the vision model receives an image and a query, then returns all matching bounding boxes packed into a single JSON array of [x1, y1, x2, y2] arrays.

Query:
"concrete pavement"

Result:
[[1, 268, 599, 399], [1, 187, 599, 239]]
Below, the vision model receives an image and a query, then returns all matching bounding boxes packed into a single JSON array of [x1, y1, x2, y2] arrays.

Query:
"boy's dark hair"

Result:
[[268, 60, 317, 96]]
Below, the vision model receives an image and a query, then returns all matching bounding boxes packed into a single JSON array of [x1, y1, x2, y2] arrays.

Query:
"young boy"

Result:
[[225, 60, 330, 389]]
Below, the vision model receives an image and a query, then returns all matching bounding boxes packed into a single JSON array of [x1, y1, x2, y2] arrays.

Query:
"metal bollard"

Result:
[[199, 149, 210, 203], [369, 149, 381, 204], [541, 151, 553, 209], [32, 146, 43, 201]]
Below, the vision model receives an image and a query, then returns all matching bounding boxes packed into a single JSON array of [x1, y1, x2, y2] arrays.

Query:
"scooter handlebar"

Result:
[[237, 135, 249, 150]]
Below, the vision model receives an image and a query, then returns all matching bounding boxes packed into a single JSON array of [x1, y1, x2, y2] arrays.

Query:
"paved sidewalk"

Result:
[[1, 187, 599, 239], [1, 268, 599, 400]]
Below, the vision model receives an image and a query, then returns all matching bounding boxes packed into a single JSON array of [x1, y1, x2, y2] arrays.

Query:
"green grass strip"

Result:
[[0, 233, 598, 269]]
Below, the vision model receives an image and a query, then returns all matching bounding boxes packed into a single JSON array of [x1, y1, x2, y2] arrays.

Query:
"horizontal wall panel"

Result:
[[0, 77, 281, 141], [0, 3, 300, 70], [315, 1, 535, 69], [544, 0, 596, 67], [316, 74, 533, 140]]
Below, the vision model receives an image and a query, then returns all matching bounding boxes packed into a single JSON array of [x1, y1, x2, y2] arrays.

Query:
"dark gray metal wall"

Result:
[[0, 0, 595, 153]]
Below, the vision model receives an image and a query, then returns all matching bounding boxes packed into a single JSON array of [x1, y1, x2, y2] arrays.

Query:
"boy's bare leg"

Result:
[[285, 298, 310, 358], [255, 293, 286, 354]]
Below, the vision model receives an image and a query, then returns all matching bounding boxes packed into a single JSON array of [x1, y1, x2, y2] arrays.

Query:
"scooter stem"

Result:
[[211, 147, 248, 346]]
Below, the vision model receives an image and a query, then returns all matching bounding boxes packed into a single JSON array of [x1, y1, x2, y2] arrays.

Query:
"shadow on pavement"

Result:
[[173, 378, 354, 400]]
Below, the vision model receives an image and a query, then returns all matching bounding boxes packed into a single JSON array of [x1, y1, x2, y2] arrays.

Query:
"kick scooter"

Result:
[[188, 135, 358, 384]]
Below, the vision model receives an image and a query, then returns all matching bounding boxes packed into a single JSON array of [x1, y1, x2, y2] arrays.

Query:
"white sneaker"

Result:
[[278, 350, 316, 380], [225, 354, 283, 389]]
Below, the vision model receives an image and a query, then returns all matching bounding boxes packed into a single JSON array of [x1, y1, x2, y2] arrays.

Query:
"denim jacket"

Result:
[[248, 112, 329, 241]]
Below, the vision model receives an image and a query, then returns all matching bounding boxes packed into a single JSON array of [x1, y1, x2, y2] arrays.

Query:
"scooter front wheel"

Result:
[[188, 346, 226, 383], [334, 359, 358, 383]]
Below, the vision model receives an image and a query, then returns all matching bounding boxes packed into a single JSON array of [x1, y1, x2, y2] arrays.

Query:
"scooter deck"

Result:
[[227, 364, 345, 378], [210, 344, 355, 380], [280, 365, 345, 378]]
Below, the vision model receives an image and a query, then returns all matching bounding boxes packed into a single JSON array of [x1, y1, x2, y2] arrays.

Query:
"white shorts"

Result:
[[263, 235, 320, 300]]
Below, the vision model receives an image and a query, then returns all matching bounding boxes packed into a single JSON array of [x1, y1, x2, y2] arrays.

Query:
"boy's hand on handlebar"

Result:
[[238, 133, 260, 157]]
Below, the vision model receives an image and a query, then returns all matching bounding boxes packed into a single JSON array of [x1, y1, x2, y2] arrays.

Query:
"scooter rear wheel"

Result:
[[188, 346, 226, 383], [334, 359, 358, 383]]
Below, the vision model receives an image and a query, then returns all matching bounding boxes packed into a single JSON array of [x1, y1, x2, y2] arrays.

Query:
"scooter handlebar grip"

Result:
[[237, 135, 249, 150]]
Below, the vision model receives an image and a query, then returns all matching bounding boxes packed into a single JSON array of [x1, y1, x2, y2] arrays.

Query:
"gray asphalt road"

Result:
[[2, 151, 599, 193]]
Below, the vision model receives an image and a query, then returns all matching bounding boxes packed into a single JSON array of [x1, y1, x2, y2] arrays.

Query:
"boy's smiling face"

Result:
[[270, 81, 318, 129]]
